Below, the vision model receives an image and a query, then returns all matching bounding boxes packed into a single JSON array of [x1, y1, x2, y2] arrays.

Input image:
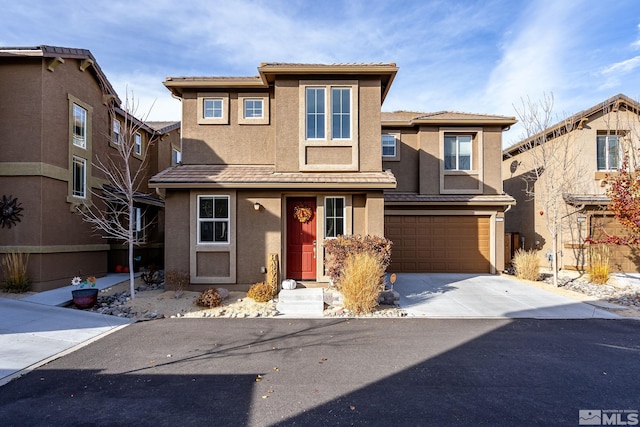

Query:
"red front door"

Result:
[[286, 197, 317, 280]]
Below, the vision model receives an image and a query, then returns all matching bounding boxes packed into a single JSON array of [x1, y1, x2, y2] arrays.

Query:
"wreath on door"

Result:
[[293, 204, 313, 223]]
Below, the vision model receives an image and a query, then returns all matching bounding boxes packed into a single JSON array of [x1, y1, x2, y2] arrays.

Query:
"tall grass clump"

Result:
[[588, 244, 610, 285], [1, 252, 30, 293], [324, 235, 392, 287], [512, 249, 540, 281], [340, 252, 385, 314]]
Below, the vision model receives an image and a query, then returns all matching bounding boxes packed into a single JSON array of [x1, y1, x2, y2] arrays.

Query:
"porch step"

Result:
[[276, 288, 325, 316]]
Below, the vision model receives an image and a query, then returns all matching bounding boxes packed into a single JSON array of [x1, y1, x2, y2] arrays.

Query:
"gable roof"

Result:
[[503, 93, 640, 158], [165, 62, 398, 102], [382, 110, 516, 128], [0, 45, 121, 104]]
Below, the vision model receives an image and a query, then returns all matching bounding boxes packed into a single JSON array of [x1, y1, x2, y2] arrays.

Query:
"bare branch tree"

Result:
[[513, 93, 587, 286], [77, 93, 157, 299]]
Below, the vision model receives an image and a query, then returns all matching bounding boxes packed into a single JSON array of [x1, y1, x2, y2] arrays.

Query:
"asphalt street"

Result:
[[0, 318, 638, 426]]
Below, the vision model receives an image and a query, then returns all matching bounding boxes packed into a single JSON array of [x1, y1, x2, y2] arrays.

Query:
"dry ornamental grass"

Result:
[[339, 252, 385, 314]]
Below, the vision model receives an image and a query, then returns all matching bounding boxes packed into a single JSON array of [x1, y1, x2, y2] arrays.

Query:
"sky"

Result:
[[2, 0, 640, 146]]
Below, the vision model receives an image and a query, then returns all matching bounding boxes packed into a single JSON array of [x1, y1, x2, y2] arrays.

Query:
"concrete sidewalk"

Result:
[[393, 273, 623, 319], [0, 274, 133, 386]]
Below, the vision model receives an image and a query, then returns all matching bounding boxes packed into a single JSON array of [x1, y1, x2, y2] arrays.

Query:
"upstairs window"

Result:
[[244, 99, 263, 119], [134, 132, 142, 155], [198, 195, 230, 243], [306, 87, 325, 139], [597, 134, 619, 171], [112, 119, 121, 144], [197, 93, 229, 125], [382, 134, 396, 157], [203, 98, 223, 119], [72, 156, 86, 198], [172, 148, 182, 166], [325, 197, 345, 238], [444, 135, 472, 170], [73, 104, 87, 148], [331, 88, 351, 139]]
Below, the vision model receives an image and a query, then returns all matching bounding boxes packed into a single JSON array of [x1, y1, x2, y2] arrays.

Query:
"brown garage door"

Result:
[[590, 215, 640, 272], [384, 215, 491, 273]]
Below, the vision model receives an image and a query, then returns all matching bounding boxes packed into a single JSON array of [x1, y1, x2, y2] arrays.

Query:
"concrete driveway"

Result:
[[0, 298, 130, 386], [393, 273, 622, 319]]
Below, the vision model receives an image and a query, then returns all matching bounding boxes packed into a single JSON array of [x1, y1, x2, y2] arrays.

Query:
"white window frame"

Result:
[[306, 87, 326, 139], [597, 134, 619, 171], [324, 196, 345, 238], [382, 134, 397, 157], [243, 98, 263, 119], [134, 132, 142, 156], [112, 119, 121, 145], [72, 156, 86, 198], [73, 104, 87, 148], [203, 98, 223, 119], [331, 87, 351, 140], [172, 148, 182, 166], [197, 195, 230, 244], [444, 134, 472, 171]]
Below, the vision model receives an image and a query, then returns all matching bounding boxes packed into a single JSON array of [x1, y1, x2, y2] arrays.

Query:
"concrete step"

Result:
[[276, 288, 325, 316]]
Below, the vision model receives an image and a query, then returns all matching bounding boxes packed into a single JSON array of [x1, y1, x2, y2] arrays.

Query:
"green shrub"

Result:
[[512, 249, 540, 281], [1, 252, 30, 293], [324, 235, 392, 287], [195, 288, 222, 308], [588, 244, 610, 285], [340, 252, 385, 314], [247, 281, 277, 302]]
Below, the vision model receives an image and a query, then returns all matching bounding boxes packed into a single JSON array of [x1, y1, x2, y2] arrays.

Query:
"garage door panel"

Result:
[[385, 215, 490, 273]]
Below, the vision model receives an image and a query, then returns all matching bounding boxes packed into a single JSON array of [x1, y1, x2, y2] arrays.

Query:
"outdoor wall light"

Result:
[[254, 202, 261, 211], [577, 216, 586, 223]]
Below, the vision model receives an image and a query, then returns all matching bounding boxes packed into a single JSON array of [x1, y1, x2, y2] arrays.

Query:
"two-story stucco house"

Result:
[[502, 94, 640, 273], [151, 62, 515, 290], [0, 46, 180, 291]]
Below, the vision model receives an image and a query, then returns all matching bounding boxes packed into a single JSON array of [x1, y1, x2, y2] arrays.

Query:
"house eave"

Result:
[[149, 182, 397, 190]]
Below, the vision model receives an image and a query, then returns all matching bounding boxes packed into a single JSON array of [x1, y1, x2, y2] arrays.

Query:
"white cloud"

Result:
[[602, 56, 640, 75]]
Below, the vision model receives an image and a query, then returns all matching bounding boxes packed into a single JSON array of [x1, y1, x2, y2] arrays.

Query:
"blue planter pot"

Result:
[[72, 288, 98, 309]]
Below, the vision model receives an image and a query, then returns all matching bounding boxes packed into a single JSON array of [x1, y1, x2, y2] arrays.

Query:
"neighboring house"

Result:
[[151, 62, 515, 290], [502, 94, 640, 272], [0, 46, 179, 291], [382, 111, 516, 274]]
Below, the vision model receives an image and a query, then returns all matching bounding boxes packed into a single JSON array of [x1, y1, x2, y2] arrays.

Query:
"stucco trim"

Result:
[[298, 80, 359, 171], [190, 190, 237, 284], [0, 162, 68, 181], [439, 127, 484, 195], [237, 92, 270, 125], [197, 92, 229, 125]]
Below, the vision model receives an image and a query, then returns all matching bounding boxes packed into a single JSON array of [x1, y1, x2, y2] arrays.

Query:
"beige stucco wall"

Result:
[[180, 89, 275, 166], [358, 78, 383, 172]]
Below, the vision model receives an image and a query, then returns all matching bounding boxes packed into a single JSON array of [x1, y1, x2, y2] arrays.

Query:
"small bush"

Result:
[[165, 270, 189, 297], [141, 264, 163, 286], [196, 288, 222, 308], [247, 281, 277, 302], [512, 249, 540, 281], [1, 252, 30, 293], [324, 235, 392, 287], [340, 252, 385, 315], [588, 244, 610, 285]]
